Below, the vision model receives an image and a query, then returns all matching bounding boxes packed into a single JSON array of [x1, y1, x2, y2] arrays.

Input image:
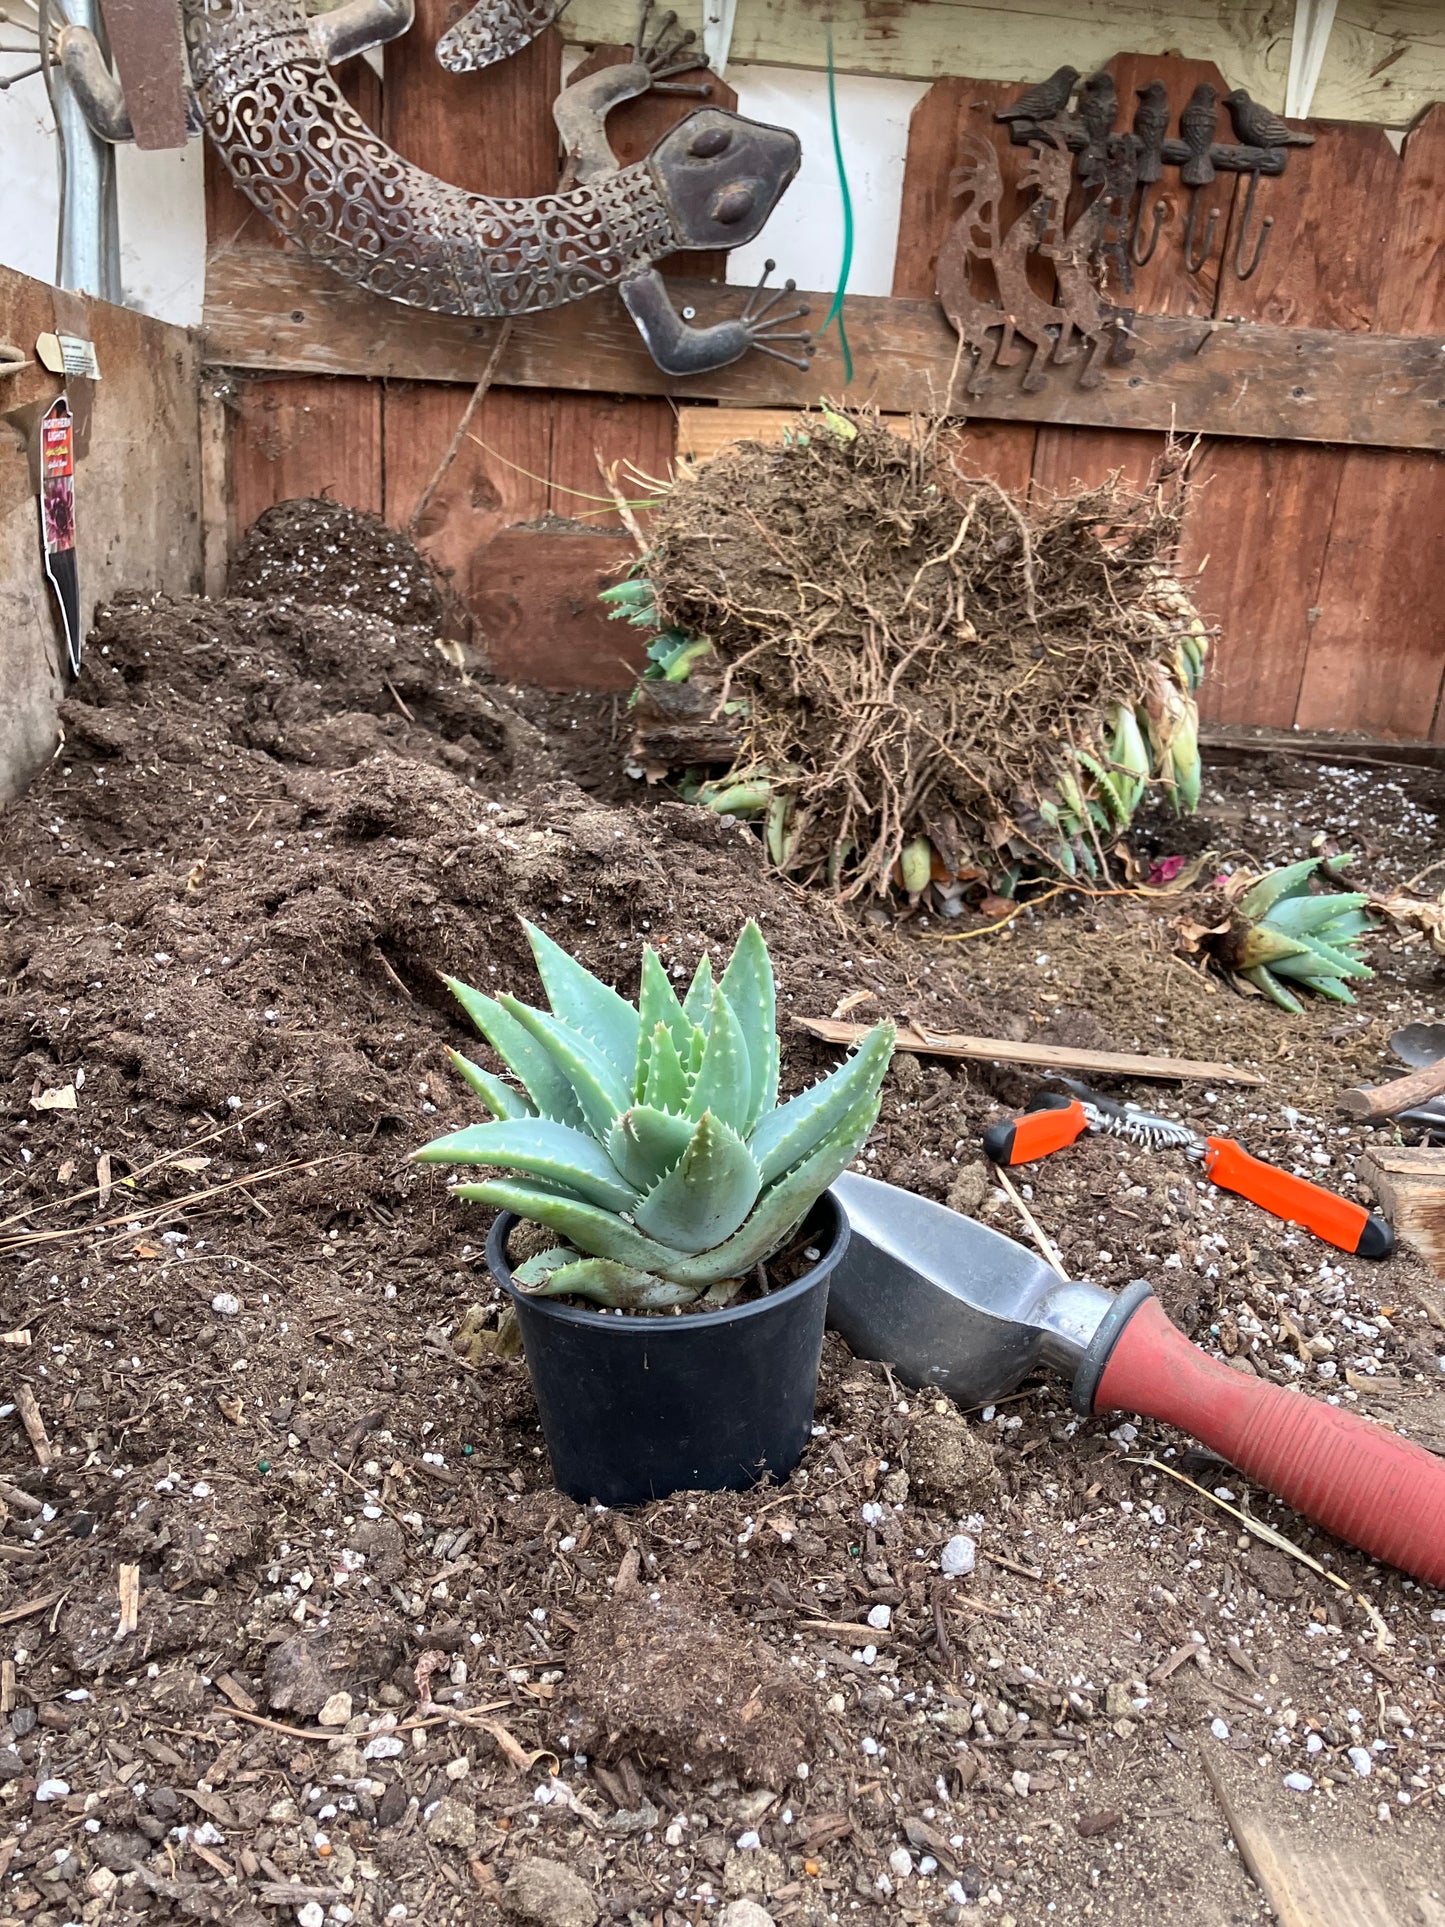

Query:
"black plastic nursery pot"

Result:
[[486, 1192, 848, 1507]]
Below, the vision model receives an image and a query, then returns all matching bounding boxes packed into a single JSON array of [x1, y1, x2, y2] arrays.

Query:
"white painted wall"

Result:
[[0, 71, 206, 326], [725, 65, 928, 298]]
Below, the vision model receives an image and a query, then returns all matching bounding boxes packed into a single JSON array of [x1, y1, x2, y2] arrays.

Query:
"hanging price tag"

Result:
[[40, 396, 82, 676]]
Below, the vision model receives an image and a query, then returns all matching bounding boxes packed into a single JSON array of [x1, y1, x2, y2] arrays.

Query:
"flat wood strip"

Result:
[[203, 255, 1445, 452], [1358, 1148, 1445, 1277], [1202, 1756, 1405, 1927], [793, 1016, 1264, 1086]]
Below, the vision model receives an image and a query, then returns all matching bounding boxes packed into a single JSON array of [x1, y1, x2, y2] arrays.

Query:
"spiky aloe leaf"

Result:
[[605, 1105, 697, 1190], [1075, 749, 1130, 829], [514, 1256, 702, 1309], [1263, 891, 1371, 938], [1238, 858, 1321, 920], [633, 1113, 762, 1253], [1314, 911, 1374, 947], [642, 1023, 693, 1114], [747, 1023, 895, 1185], [1240, 964, 1305, 1015], [1269, 934, 1373, 983], [687, 987, 753, 1134], [717, 921, 779, 1134], [683, 953, 715, 1030], [451, 1179, 705, 1277], [1230, 926, 1313, 970], [446, 1049, 534, 1121], [522, 921, 639, 1089], [443, 977, 586, 1129], [412, 1117, 639, 1213], [636, 947, 694, 1096], [499, 996, 630, 1139], [1300, 975, 1358, 1005]]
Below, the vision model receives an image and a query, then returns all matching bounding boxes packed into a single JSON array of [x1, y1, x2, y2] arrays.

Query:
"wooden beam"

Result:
[[203, 250, 1445, 453], [1201, 725, 1445, 770], [793, 1016, 1265, 1086], [1357, 1147, 1445, 1282]]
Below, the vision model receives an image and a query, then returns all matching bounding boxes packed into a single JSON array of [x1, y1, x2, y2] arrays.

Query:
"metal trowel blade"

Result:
[[827, 1171, 1112, 1409]]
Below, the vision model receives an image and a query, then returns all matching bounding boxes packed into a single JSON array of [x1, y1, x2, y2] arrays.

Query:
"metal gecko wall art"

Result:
[[52, 0, 814, 374], [939, 65, 1313, 397]]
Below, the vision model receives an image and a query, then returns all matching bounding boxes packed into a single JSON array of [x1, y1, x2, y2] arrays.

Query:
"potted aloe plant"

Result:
[[415, 920, 893, 1504]]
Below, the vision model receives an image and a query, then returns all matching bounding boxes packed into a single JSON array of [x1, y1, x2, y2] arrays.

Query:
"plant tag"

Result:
[[35, 333, 101, 380], [39, 397, 82, 675]]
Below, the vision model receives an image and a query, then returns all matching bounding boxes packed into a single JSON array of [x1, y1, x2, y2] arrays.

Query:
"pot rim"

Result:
[[485, 1188, 848, 1335]]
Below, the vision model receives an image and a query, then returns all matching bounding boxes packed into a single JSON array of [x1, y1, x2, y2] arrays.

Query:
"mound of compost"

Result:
[[644, 418, 1202, 898]]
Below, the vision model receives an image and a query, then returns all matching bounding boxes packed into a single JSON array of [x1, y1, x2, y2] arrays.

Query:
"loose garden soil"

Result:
[[1, 507, 1442, 1927]]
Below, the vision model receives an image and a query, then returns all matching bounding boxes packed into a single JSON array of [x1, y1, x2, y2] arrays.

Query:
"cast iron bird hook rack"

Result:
[[995, 66, 1311, 287]]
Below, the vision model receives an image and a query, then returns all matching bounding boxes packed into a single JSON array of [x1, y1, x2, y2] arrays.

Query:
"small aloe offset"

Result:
[[414, 921, 894, 1309]]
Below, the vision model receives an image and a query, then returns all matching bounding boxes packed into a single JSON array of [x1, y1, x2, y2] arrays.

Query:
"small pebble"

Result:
[[866, 1604, 892, 1631], [889, 1847, 913, 1879], [35, 1779, 70, 1802], [363, 1736, 405, 1761], [317, 1692, 352, 1728], [298, 1905, 325, 1927], [1210, 1719, 1230, 1741], [210, 1293, 241, 1317], [1348, 1747, 1373, 1778], [1283, 1773, 1313, 1793], [736, 1830, 761, 1851]]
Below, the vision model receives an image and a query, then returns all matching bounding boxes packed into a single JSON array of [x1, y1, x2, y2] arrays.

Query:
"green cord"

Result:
[[819, 30, 854, 385]]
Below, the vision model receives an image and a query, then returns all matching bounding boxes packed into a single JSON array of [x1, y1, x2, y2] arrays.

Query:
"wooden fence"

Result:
[[202, 12, 1445, 739]]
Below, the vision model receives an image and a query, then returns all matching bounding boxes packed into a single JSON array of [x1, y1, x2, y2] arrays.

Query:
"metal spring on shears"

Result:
[[1083, 1105, 1196, 1151]]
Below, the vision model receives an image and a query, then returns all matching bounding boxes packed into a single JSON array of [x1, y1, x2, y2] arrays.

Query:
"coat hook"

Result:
[[1182, 191, 1219, 273], [1128, 191, 1167, 266], [1231, 168, 1273, 280]]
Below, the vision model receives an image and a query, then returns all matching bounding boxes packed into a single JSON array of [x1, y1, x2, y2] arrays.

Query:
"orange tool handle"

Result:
[[983, 1099, 1090, 1167], [1204, 1137, 1394, 1259], [1095, 1295, 1445, 1587]]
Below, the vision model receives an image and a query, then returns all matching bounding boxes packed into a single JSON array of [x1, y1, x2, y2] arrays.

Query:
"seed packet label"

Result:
[[40, 397, 82, 676]]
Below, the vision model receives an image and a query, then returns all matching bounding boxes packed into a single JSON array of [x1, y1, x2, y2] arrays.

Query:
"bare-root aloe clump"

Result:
[[622, 412, 1209, 905]]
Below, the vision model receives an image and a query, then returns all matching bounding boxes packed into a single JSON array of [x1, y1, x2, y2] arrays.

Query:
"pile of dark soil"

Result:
[[229, 498, 454, 633], [1, 506, 1443, 1927]]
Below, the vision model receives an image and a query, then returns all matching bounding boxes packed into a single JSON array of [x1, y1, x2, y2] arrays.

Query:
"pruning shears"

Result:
[[982, 1078, 1394, 1260]]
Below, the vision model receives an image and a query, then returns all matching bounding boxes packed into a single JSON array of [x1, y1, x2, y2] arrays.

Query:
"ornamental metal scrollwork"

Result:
[[52, 0, 814, 373]]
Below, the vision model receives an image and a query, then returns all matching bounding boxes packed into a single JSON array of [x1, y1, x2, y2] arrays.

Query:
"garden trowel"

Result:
[[826, 1171, 1445, 1588]]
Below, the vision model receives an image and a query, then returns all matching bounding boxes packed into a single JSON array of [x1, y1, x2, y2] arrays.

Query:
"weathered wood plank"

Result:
[[1357, 1147, 1445, 1280], [202, 252, 1445, 451], [891, 77, 1039, 494], [1292, 105, 1445, 736], [559, 0, 1445, 128], [228, 375, 384, 540], [1182, 120, 1396, 729], [469, 529, 645, 688]]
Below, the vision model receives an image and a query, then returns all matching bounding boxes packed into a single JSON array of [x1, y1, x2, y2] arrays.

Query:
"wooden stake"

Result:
[[794, 1015, 1264, 1086]]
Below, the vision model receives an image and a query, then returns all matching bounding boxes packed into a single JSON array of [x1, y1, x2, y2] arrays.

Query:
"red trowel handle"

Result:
[[1204, 1137, 1394, 1259], [1095, 1295, 1445, 1588]]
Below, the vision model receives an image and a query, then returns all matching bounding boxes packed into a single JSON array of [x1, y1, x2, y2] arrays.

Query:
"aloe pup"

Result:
[[416, 920, 894, 1309]]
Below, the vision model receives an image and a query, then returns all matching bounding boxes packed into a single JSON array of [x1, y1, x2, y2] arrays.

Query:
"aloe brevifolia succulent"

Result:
[[414, 922, 894, 1310]]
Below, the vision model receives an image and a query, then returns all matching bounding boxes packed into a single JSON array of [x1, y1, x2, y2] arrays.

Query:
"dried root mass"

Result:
[[641, 414, 1209, 901]]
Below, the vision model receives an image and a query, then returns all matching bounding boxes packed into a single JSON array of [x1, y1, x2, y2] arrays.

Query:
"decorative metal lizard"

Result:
[[51, 0, 813, 373]]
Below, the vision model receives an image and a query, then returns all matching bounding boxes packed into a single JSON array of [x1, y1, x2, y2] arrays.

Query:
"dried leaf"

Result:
[[31, 1086, 77, 1112]]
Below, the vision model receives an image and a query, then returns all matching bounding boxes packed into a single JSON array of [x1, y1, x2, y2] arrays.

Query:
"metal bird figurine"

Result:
[[996, 64, 1079, 124], [1178, 82, 1219, 185], [1076, 70, 1117, 184], [1128, 80, 1170, 264], [1224, 87, 1315, 148], [1178, 83, 1220, 271], [1132, 81, 1169, 181]]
